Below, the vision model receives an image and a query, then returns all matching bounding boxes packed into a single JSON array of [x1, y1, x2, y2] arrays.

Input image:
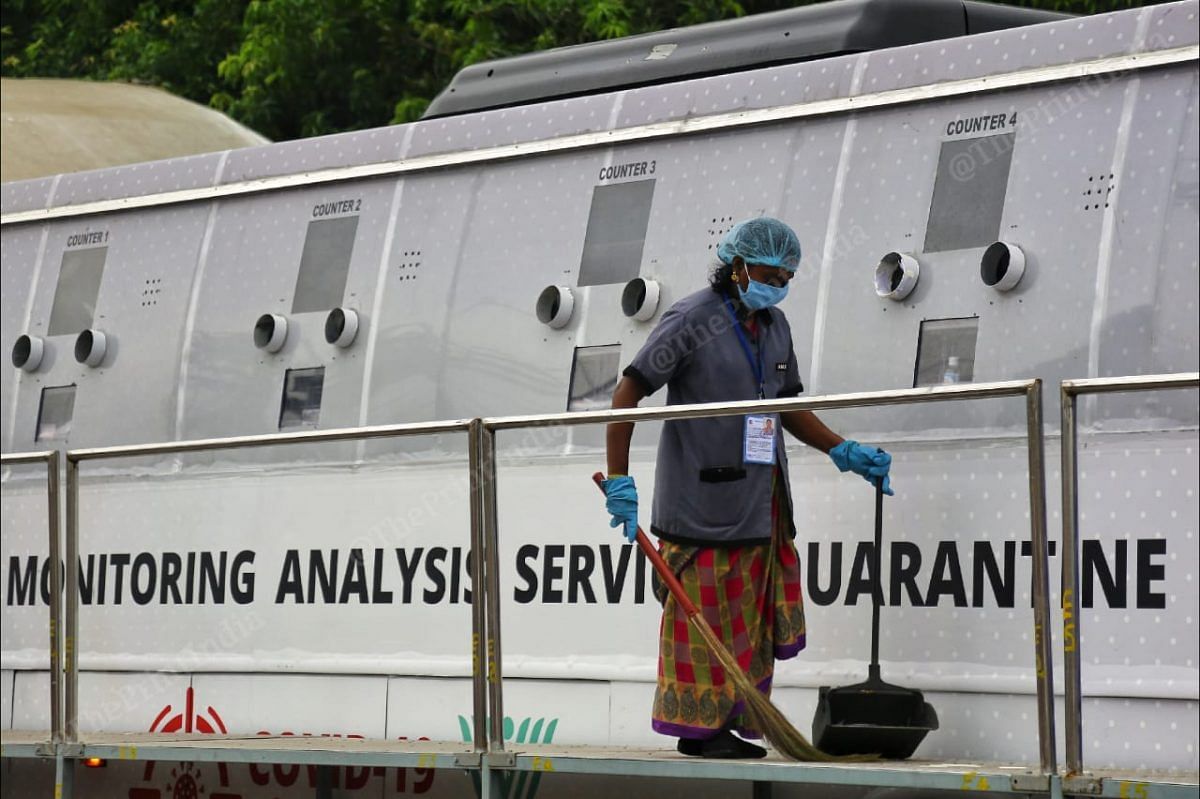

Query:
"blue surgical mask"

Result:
[[738, 275, 789, 310]]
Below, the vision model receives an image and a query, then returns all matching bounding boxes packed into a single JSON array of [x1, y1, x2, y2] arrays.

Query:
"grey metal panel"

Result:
[[51, 152, 225, 207], [985, 77, 1125, 411], [924, 133, 1015, 252], [0, 178, 55, 214], [857, 5, 1144, 97], [813, 77, 1129, 437], [0, 226, 45, 452], [291, 215, 360, 313], [1147, 0, 1200, 48], [221, 128, 409, 184], [359, 169, 478, 459], [179, 180, 397, 461], [46, 246, 107, 335], [614, 56, 861, 129], [813, 101, 944, 412], [9, 207, 211, 450], [577, 180, 657, 287], [435, 153, 596, 424], [1093, 68, 1200, 429], [405, 94, 615, 160]]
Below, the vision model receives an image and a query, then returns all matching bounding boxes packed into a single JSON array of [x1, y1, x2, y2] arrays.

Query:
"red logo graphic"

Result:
[[129, 687, 239, 799], [150, 685, 228, 735]]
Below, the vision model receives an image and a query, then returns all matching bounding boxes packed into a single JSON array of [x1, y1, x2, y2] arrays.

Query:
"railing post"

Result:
[[468, 419, 489, 753], [1060, 386, 1083, 774], [480, 425, 505, 751], [1024, 380, 1057, 774], [1055, 371, 1198, 779], [64, 454, 79, 742], [46, 450, 63, 744]]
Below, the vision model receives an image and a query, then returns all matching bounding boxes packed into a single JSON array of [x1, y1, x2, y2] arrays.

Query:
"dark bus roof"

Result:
[[423, 0, 1068, 119]]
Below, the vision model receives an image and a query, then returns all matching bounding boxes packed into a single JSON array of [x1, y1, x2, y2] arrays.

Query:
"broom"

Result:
[[592, 472, 869, 762]]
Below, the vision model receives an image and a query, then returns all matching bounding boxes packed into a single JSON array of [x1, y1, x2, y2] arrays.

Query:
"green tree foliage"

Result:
[[0, 0, 1165, 141]]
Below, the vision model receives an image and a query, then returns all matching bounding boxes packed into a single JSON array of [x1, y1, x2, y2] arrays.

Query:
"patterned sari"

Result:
[[650, 469, 805, 740]]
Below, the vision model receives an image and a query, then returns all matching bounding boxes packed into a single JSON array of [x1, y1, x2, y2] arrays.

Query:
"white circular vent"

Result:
[[621, 278, 661, 322], [536, 286, 575, 329], [981, 241, 1026, 292], [254, 313, 288, 353], [325, 307, 360, 348], [74, 329, 107, 368], [11, 334, 45, 372], [874, 252, 920, 301]]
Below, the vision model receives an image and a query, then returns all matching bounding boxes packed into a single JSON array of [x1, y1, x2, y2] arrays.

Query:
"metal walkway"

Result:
[[3, 731, 1198, 798]]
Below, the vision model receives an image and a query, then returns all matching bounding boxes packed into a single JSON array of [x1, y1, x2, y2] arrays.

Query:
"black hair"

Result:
[[709, 259, 736, 294]]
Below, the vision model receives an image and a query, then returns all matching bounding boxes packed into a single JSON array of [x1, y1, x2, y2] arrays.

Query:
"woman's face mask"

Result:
[[738, 264, 791, 310]]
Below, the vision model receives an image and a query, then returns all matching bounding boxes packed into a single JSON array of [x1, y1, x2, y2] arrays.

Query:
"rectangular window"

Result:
[[577, 180, 656, 286], [47, 247, 107, 335], [924, 133, 1015, 253], [292, 217, 359, 314], [914, 317, 980, 387], [36, 385, 77, 442], [279, 367, 326, 430], [568, 345, 622, 412]]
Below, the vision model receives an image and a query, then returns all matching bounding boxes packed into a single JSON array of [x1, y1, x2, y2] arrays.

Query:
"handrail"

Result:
[[480, 378, 1057, 772], [0, 450, 63, 744], [60, 419, 479, 749], [485, 379, 1036, 429], [1059, 372, 1200, 775], [8, 378, 1066, 769]]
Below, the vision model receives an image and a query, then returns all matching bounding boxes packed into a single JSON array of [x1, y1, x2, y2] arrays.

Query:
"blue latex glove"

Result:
[[602, 475, 639, 542], [829, 440, 894, 496]]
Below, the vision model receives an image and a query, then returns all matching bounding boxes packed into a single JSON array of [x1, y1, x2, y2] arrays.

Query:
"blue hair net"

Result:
[[716, 217, 801, 272]]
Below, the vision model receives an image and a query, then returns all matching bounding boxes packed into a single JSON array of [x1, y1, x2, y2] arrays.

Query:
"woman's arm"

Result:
[[780, 409, 844, 453], [606, 376, 649, 475]]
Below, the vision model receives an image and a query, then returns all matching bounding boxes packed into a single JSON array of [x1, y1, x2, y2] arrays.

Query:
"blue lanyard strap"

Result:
[[722, 297, 766, 399]]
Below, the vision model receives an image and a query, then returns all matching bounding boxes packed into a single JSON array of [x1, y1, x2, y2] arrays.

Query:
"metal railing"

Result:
[[59, 419, 484, 748], [480, 378, 1057, 772], [1059, 371, 1200, 775], [6, 372, 1200, 787], [0, 450, 63, 743]]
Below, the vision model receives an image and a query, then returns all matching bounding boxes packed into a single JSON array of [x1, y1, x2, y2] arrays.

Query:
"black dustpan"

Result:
[[812, 481, 938, 759]]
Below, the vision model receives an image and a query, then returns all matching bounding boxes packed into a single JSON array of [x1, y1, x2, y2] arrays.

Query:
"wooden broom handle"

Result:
[[592, 472, 701, 619]]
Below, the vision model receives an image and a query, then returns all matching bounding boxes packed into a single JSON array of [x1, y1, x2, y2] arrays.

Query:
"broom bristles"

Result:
[[687, 614, 874, 762]]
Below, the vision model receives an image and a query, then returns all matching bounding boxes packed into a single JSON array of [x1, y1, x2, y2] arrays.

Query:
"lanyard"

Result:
[[722, 298, 766, 399]]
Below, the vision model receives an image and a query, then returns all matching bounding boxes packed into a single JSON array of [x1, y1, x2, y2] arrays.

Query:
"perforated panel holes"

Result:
[[398, 250, 422, 281], [1083, 173, 1115, 211], [706, 216, 735, 252], [141, 278, 163, 307]]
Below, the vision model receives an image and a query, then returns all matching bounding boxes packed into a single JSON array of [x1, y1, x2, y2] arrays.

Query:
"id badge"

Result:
[[743, 414, 777, 465]]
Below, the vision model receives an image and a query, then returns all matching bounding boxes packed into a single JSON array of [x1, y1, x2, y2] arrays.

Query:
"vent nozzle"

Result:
[[12, 335, 45, 372], [621, 278, 661, 321], [325, 307, 360, 348], [254, 313, 289, 353], [74, 329, 108, 368], [874, 252, 920, 301], [981, 241, 1026, 292], [536, 286, 575, 329]]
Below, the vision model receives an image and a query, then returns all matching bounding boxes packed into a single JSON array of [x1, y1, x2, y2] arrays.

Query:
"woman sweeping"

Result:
[[602, 216, 893, 759]]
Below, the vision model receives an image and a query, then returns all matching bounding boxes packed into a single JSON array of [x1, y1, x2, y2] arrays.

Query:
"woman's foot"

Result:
[[676, 730, 767, 759]]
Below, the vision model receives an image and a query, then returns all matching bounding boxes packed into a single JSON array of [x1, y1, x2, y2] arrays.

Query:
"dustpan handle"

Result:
[[870, 479, 884, 677]]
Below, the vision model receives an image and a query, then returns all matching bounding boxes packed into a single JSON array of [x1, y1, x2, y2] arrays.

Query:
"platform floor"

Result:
[[3, 730, 1197, 798]]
